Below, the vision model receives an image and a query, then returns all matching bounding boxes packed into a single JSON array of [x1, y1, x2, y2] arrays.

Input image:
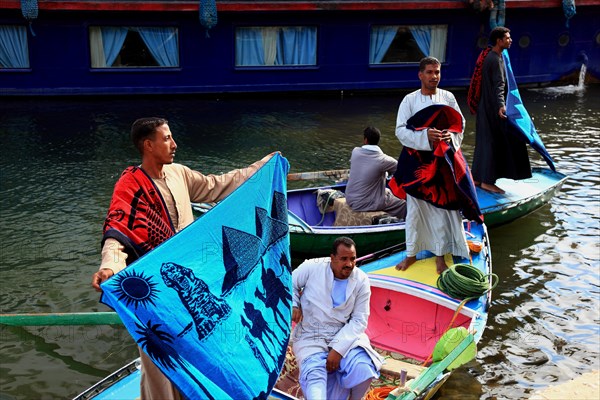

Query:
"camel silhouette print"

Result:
[[254, 265, 292, 332]]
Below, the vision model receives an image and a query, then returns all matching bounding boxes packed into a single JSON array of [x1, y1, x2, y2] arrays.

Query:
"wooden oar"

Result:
[[286, 169, 349, 181], [356, 241, 406, 266], [6, 169, 347, 327], [192, 169, 350, 215], [0, 312, 122, 326]]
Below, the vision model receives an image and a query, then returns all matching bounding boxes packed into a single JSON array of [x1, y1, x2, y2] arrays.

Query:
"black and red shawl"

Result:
[[467, 47, 492, 115], [102, 166, 175, 263], [389, 105, 483, 223]]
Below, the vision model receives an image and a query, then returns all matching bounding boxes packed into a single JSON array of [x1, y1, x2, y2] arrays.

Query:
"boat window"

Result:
[[558, 33, 570, 47], [369, 25, 447, 64], [235, 26, 317, 67], [519, 35, 531, 49], [0, 25, 30, 69], [89, 26, 179, 68]]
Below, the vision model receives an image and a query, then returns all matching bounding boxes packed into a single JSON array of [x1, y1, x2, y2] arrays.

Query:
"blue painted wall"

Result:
[[1, 6, 598, 96]]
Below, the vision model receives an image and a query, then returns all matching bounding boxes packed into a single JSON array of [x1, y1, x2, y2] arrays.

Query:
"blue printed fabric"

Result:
[[503, 50, 556, 172], [101, 154, 292, 399]]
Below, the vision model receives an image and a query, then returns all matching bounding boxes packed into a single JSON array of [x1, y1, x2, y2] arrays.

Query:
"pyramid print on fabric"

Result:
[[256, 206, 288, 248], [221, 226, 266, 295]]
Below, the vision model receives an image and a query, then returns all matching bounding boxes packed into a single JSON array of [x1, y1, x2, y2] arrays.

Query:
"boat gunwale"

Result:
[[72, 357, 299, 400], [479, 168, 568, 214], [303, 221, 406, 234], [289, 167, 567, 233], [72, 359, 140, 400]]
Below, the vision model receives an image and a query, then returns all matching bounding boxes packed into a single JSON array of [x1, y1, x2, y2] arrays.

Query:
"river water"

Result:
[[1, 84, 598, 399]]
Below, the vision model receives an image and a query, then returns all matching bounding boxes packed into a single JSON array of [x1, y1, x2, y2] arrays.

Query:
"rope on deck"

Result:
[[436, 263, 498, 301], [365, 386, 395, 400]]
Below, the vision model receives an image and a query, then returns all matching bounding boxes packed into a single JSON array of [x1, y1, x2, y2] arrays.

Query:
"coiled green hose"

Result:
[[437, 263, 498, 300]]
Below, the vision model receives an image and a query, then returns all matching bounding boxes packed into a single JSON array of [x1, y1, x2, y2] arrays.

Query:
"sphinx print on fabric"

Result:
[[101, 154, 292, 399]]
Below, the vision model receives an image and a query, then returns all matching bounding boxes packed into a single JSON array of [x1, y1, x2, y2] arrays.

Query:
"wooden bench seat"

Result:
[[379, 356, 425, 380]]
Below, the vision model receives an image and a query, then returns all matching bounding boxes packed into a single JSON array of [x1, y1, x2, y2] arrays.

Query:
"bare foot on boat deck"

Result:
[[436, 256, 449, 274], [395, 256, 416, 271], [481, 183, 505, 194]]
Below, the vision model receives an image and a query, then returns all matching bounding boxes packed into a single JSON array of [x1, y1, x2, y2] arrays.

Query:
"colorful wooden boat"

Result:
[[73, 221, 491, 400], [267, 222, 491, 400], [288, 167, 567, 259], [359, 220, 493, 399], [72, 359, 299, 400]]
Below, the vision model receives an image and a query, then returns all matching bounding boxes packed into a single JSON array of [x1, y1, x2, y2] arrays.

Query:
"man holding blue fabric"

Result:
[[291, 237, 384, 400], [91, 117, 275, 400], [471, 26, 532, 194]]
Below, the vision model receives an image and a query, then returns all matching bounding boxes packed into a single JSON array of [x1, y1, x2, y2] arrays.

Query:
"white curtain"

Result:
[[89, 27, 106, 68], [429, 25, 447, 62], [90, 26, 128, 67], [261, 27, 279, 66]]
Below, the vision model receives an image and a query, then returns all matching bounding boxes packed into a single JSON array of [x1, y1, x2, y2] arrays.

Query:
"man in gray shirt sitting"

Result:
[[345, 126, 406, 220]]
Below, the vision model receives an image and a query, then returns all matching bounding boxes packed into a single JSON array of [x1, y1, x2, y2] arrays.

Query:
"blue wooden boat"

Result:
[[72, 221, 492, 400], [72, 358, 299, 400], [288, 167, 567, 259], [360, 220, 492, 399], [1, 1, 597, 96]]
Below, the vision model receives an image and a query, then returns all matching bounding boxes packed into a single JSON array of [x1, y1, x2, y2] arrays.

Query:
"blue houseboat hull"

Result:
[[1, 0, 598, 96]]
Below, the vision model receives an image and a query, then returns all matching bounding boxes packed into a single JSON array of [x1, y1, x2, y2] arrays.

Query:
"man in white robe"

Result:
[[291, 237, 383, 400], [394, 57, 470, 274]]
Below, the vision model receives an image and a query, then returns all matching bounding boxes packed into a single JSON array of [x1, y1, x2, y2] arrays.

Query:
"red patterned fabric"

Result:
[[102, 166, 175, 262], [467, 47, 492, 115], [390, 105, 483, 223]]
